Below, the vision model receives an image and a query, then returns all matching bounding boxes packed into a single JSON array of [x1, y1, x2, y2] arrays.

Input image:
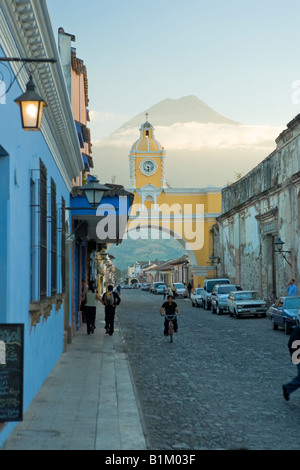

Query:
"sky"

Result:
[[46, 0, 300, 267], [47, 0, 300, 139]]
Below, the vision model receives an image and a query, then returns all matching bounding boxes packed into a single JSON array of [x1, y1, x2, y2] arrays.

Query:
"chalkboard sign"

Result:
[[0, 324, 24, 422]]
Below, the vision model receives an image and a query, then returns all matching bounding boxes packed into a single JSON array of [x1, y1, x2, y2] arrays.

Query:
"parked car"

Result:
[[297, 308, 300, 326], [151, 282, 165, 293], [228, 291, 267, 318], [267, 296, 300, 334], [211, 284, 241, 315], [191, 288, 204, 307], [173, 283, 187, 297], [202, 278, 230, 310], [153, 284, 168, 295]]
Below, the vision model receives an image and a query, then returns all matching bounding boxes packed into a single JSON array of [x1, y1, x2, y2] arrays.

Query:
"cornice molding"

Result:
[[0, 0, 83, 190]]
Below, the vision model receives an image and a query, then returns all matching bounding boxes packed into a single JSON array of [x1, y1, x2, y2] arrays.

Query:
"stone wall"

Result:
[[215, 114, 300, 300]]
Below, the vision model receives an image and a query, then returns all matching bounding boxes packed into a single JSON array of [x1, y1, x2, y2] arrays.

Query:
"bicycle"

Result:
[[165, 314, 177, 343]]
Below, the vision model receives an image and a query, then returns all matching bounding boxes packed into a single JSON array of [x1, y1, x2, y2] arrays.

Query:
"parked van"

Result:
[[202, 278, 230, 310]]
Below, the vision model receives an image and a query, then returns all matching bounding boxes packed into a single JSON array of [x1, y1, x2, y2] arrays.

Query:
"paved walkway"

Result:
[[1, 306, 147, 450]]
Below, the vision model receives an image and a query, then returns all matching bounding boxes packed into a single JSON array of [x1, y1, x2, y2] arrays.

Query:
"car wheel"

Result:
[[261, 313, 266, 318], [272, 318, 278, 330], [284, 321, 291, 335]]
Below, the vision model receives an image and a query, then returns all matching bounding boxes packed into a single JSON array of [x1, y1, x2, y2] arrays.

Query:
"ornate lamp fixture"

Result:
[[0, 57, 56, 131], [14, 75, 47, 131]]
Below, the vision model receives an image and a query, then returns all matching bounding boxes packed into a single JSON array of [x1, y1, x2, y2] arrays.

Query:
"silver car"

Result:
[[211, 284, 241, 315], [228, 291, 267, 318], [191, 288, 204, 307]]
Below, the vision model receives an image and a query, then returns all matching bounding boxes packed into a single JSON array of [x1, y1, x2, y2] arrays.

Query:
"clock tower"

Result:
[[127, 115, 223, 290], [129, 117, 167, 195]]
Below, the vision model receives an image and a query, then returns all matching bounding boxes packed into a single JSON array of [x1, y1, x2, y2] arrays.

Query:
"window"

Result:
[[30, 161, 64, 303], [30, 177, 38, 301], [50, 178, 57, 296], [40, 159, 47, 301], [61, 198, 66, 293]]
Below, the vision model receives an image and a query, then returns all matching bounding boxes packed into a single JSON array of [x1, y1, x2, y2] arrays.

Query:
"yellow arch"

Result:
[[125, 223, 198, 267]]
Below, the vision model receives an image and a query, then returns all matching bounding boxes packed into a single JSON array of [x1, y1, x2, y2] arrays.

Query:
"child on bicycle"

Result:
[[160, 295, 181, 336]]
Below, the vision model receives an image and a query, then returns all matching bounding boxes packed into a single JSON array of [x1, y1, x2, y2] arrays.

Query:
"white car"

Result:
[[191, 288, 204, 307], [173, 283, 187, 297], [227, 291, 267, 318]]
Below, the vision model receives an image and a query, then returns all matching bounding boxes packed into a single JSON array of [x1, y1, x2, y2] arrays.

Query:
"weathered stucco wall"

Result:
[[215, 114, 300, 300]]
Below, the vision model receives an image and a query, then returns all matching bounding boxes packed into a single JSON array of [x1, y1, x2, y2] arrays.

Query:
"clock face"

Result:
[[140, 159, 157, 176], [143, 160, 155, 173]]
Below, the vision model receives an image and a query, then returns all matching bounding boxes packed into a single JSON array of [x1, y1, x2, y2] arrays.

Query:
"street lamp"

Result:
[[209, 254, 220, 265], [0, 57, 56, 131], [14, 75, 47, 131], [274, 237, 291, 254], [274, 237, 284, 252], [274, 237, 291, 266], [78, 177, 110, 208]]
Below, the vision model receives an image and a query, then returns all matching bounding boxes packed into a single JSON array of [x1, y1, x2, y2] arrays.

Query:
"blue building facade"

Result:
[[0, 0, 133, 447], [69, 181, 134, 333], [0, 0, 83, 445]]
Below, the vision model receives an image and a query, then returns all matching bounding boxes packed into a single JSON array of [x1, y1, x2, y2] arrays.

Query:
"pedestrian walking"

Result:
[[187, 282, 193, 299], [82, 282, 101, 335], [171, 284, 177, 299], [116, 284, 122, 296], [163, 286, 167, 300], [282, 325, 300, 401], [80, 279, 89, 323], [287, 279, 298, 296], [102, 285, 121, 336]]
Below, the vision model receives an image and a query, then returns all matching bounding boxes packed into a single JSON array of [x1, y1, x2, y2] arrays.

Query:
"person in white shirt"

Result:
[[83, 282, 101, 334]]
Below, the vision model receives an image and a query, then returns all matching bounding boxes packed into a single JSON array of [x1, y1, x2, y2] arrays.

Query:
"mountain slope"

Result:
[[92, 95, 282, 189], [114, 95, 240, 133]]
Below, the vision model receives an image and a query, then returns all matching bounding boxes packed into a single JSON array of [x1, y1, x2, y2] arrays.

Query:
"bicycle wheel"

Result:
[[169, 320, 174, 343]]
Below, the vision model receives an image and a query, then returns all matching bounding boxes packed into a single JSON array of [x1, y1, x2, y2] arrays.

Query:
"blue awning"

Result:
[[75, 121, 84, 148], [82, 154, 90, 171]]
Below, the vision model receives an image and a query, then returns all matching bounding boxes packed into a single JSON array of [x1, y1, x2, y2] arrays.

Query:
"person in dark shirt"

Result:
[[101, 285, 121, 336], [282, 325, 300, 401], [160, 295, 181, 336]]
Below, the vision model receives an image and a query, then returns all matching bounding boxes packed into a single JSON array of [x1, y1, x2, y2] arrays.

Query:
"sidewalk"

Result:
[[1, 306, 147, 451]]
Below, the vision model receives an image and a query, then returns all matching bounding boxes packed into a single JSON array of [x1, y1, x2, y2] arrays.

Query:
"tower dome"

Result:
[[131, 118, 163, 153]]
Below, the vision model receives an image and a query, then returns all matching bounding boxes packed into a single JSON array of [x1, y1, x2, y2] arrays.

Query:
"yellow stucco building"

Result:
[[126, 117, 222, 287]]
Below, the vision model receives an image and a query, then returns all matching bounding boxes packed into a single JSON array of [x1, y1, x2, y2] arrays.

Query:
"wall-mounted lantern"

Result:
[[14, 75, 47, 131], [274, 237, 292, 266], [0, 57, 56, 131]]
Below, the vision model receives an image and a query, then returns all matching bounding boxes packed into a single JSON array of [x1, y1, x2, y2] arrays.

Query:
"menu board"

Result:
[[0, 324, 24, 422]]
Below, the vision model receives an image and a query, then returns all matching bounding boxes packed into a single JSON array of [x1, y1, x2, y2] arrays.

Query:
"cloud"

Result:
[[93, 121, 283, 153], [89, 110, 120, 123]]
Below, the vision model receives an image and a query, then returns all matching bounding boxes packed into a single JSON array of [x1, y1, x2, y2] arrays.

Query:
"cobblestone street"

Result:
[[117, 289, 300, 451]]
